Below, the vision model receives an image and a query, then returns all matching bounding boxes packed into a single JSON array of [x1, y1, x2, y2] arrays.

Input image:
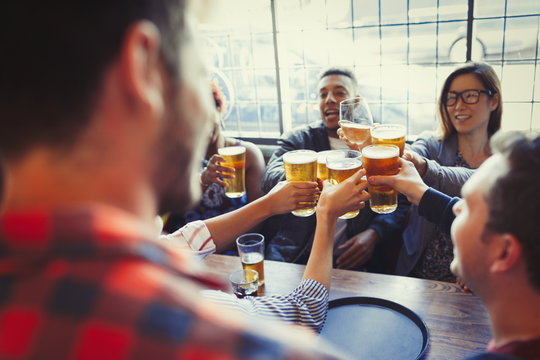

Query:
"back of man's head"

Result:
[[0, 0, 185, 160], [487, 131, 540, 291]]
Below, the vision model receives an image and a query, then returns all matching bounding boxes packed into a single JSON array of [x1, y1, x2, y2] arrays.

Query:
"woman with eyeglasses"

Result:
[[394, 62, 502, 283]]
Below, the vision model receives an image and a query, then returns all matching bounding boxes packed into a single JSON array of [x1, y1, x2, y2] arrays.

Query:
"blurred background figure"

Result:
[[164, 79, 266, 234]]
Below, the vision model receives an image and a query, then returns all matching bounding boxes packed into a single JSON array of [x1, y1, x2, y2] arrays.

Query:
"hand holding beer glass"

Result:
[[236, 233, 265, 286], [326, 150, 364, 219], [217, 146, 246, 198], [283, 150, 318, 217], [339, 97, 374, 150], [362, 145, 400, 214]]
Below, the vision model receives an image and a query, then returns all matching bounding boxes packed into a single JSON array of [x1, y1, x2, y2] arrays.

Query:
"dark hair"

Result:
[[0, 0, 185, 160], [437, 62, 502, 140], [487, 131, 540, 291], [318, 67, 359, 89]]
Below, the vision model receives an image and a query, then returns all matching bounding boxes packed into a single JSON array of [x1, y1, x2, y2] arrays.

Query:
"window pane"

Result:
[[380, 0, 407, 25], [502, 103, 532, 130], [409, 23, 437, 64], [503, 16, 539, 61], [409, 66, 437, 103], [255, 69, 278, 102], [474, 0, 506, 18], [381, 65, 408, 102], [409, 0, 438, 23], [290, 102, 309, 128], [475, 18, 505, 62], [506, 0, 540, 17], [438, 0, 468, 21], [501, 63, 535, 102], [354, 27, 381, 66], [260, 104, 281, 135], [381, 25, 408, 64], [533, 103, 540, 128], [437, 21, 468, 63], [352, 0, 380, 26], [409, 103, 438, 134]]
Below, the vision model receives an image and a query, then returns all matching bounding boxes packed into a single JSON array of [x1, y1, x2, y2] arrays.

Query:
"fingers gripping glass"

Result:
[[445, 89, 493, 106]]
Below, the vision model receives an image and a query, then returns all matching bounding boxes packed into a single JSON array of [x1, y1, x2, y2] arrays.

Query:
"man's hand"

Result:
[[336, 228, 379, 269], [403, 149, 428, 177]]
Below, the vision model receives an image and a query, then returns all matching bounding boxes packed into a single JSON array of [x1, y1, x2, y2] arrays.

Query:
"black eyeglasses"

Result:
[[445, 89, 493, 106]]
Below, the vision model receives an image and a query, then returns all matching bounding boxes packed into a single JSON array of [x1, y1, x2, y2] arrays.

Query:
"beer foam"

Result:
[[283, 150, 317, 164], [218, 146, 246, 156], [362, 145, 399, 159], [327, 158, 362, 170], [371, 125, 406, 139]]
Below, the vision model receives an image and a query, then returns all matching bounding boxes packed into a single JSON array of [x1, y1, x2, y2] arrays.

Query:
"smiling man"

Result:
[[369, 131, 540, 359], [262, 67, 408, 272]]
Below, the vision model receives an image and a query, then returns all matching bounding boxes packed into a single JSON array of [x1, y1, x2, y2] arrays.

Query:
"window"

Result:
[[200, 0, 540, 141]]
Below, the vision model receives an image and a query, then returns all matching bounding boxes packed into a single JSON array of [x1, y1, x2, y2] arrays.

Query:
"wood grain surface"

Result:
[[204, 253, 492, 360]]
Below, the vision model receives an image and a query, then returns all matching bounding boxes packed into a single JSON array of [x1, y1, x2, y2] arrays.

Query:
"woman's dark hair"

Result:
[[437, 62, 502, 140]]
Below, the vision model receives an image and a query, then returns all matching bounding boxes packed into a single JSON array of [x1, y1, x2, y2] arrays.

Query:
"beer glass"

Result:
[[229, 269, 259, 298], [283, 150, 317, 217], [217, 146, 246, 198], [316, 150, 335, 181], [326, 150, 363, 219], [362, 144, 400, 214], [371, 124, 406, 156], [236, 233, 265, 286], [339, 97, 374, 150]]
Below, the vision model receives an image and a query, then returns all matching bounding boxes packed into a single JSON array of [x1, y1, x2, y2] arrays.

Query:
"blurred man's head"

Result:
[[317, 67, 358, 131], [0, 0, 214, 214], [451, 131, 540, 296]]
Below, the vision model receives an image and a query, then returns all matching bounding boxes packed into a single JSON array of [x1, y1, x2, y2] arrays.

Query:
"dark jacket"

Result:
[[261, 121, 409, 270]]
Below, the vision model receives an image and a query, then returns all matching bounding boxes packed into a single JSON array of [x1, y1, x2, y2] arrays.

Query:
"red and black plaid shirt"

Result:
[[0, 206, 339, 359]]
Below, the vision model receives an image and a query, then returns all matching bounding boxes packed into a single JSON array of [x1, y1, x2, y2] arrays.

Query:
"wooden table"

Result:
[[204, 254, 492, 360]]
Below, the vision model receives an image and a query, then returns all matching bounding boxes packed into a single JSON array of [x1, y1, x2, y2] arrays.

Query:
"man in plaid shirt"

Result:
[[0, 0, 368, 359]]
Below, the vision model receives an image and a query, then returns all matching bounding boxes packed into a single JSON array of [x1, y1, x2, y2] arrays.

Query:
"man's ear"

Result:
[[120, 20, 164, 118], [490, 233, 522, 273]]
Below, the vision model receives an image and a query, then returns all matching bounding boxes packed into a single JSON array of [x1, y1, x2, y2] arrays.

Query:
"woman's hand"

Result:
[[317, 169, 370, 220], [200, 154, 235, 188], [403, 149, 428, 177], [264, 180, 320, 215]]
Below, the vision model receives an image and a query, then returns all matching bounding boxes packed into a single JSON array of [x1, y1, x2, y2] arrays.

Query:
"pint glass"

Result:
[[370, 124, 406, 156], [326, 150, 363, 219], [236, 233, 265, 286], [316, 150, 334, 181], [362, 145, 400, 214], [283, 150, 317, 217], [217, 146, 246, 198]]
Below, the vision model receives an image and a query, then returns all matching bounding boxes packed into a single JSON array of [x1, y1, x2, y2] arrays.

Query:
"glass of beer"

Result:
[[339, 96, 373, 149], [217, 146, 246, 198], [362, 144, 400, 214], [283, 150, 318, 217], [316, 150, 335, 181], [236, 233, 265, 286], [371, 124, 406, 156], [326, 150, 363, 219], [229, 269, 259, 298]]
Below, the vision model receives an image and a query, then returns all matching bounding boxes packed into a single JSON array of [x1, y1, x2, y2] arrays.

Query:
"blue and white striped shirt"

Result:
[[161, 220, 329, 333]]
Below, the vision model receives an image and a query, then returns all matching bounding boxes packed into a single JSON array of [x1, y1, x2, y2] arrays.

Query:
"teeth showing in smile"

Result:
[[455, 115, 470, 120]]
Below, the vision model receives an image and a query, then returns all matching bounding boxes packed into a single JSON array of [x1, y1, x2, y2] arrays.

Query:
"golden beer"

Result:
[[371, 124, 406, 156], [236, 233, 265, 286], [339, 120, 372, 148], [316, 150, 336, 181], [241, 252, 265, 286], [327, 150, 363, 219], [217, 146, 246, 198], [362, 145, 400, 214], [283, 150, 317, 217]]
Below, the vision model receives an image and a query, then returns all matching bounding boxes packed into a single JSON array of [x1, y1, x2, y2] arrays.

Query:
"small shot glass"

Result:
[[229, 269, 259, 298]]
